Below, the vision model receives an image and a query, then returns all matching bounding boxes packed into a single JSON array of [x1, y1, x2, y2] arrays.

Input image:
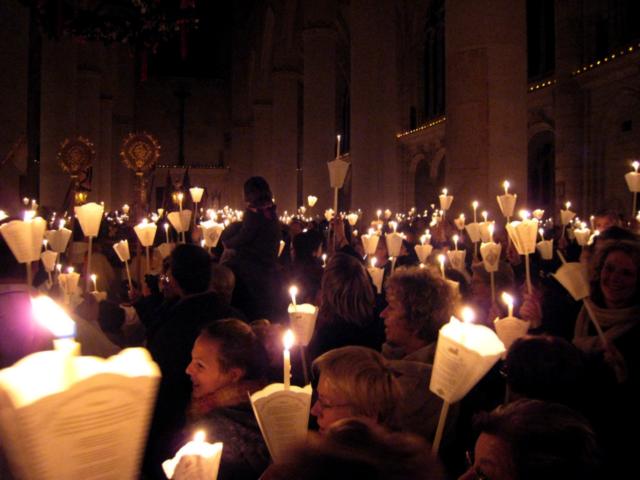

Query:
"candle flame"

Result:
[[67, 266, 74, 274], [370, 257, 377, 268], [501, 292, 514, 307], [489, 223, 495, 237], [283, 329, 295, 350], [519, 210, 531, 220], [442, 188, 448, 196], [90, 274, 97, 282], [23, 210, 35, 222], [472, 201, 479, 209], [633, 160, 640, 173], [503, 180, 510, 194], [194, 430, 206, 443], [461, 306, 475, 324], [565, 201, 572, 210], [59, 219, 66, 229], [31, 296, 76, 338], [289, 285, 298, 298], [452, 234, 459, 244], [438, 254, 445, 265]]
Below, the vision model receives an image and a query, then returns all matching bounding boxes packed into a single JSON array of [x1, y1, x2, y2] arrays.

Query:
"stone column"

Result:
[[272, 70, 300, 211], [445, 0, 528, 209], [302, 25, 336, 212], [350, 0, 401, 216], [554, 0, 586, 212]]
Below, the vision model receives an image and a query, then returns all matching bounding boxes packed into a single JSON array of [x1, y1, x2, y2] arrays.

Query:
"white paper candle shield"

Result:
[[573, 226, 591, 246], [250, 383, 312, 464], [367, 265, 384, 294], [414, 244, 434, 264], [439, 194, 453, 212], [625, 171, 640, 192], [496, 194, 517, 218], [385, 232, 404, 258], [536, 239, 554, 260], [494, 316, 530, 353], [0, 348, 160, 480], [58, 271, 80, 296], [288, 304, 319, 346], [45, 228, 72, 253], [361, 233, 380, 256], [189, 187, 205, 203], [465, 222, 481, 243], [505, 218, 539, 255], [134, 221, 158, 247], [323, 209, 335, 222], [552, 262, 590, 300], [532, 209, 545, 220], [156, 242, 175, 260], [479, 221, 494, 243], [168, 210, 193, 233], [40, 250, 58, 272], [429, 318, 505, 403], [0, 216, 47, 263], [560, 208, 576, 226], [447, 250, 466, 272], [162, 432, 223, 480], [480, 242, 501, 272], [346, 213, 359, 226], [307, 195, 318, 207], [199, 220, 224, 248], [74, 202, 104, 237], [327, 158, 350, 189], [113, 240, 131, 262]]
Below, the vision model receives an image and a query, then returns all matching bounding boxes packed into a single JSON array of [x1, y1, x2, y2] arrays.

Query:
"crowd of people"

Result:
[[1, 175, 638, 479]]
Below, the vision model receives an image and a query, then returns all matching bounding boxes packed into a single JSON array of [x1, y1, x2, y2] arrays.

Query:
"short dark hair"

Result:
[[200, 318, 268, 381], [474, 399, 601, 480], [243, 176, 273, 206], [170, 244, 211, 294], [505, 335, 584, 408]]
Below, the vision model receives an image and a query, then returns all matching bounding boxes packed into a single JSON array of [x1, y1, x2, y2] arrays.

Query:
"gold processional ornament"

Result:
[[120, 132, 161, 176], [58, 136, 95, 178]]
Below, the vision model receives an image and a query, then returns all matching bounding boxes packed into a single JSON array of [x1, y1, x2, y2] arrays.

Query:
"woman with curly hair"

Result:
[[381, 266, 455, 362]]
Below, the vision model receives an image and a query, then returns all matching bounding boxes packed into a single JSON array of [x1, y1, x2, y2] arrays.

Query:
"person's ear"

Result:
[[228, 367, 245, 384]]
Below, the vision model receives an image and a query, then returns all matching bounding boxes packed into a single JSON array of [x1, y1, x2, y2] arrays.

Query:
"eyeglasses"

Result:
[[465, 450, 491, 480], [315, 397, 352, 411]]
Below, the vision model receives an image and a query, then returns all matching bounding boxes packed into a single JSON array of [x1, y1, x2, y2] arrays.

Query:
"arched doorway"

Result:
[[528, 131, 555, 213]]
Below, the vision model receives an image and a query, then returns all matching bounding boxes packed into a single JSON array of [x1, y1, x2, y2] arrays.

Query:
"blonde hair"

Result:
[[313, 346, 400, 426], [320, 253, 374, 326]]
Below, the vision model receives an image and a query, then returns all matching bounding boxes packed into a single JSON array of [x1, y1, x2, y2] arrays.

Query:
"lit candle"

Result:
[[420, 230, 431, 245], [283, 329, 294, 390], [376, 209, 382, 220], [90, 274, 97, 293], [122, 204, 130, 215], [177, 193, 184, 212], [164, 222, 170, 243], [452, 234, 459, 251], [488, 223, 495, 242], [481, 211, 488, 222], [503, 180, 510, 195], [161, 430, 223, 480], [322, 253, 327, 267], [461, 306, 475, 324], [472, 201, 478, 223], [438, 254, 446, 279], [289, 285, 298, 309], [336, 134, 341, 158], [31, 295, 79, 355], [502, 292, 514, 318]]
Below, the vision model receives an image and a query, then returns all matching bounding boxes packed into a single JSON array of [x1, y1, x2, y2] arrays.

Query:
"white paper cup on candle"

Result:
[[536, 239, 554, 260], [288, 304, 318, 347]]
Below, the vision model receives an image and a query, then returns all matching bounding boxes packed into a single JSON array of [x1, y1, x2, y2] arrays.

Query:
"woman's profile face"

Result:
[[458, 433, 515, 480], [600, 251, 637, 308], [186, 336, 240, 399], [310, 375, 355, 434]]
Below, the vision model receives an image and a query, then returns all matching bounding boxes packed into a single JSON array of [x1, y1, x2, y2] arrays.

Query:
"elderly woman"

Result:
[[310, 346, 400, 434], [307, 253, 382, 362], [460, 399, 601, 480], [381, 266, 454, 362], [184, 318, 270, 479]]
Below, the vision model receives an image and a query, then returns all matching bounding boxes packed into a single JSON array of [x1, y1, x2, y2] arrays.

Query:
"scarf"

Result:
[[573, 298, 640, 353], [188, 379, 266, 420]]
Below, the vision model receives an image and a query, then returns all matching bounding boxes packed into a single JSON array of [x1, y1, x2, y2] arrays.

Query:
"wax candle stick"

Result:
[[90, 274, 97, 293], [289, 285, 298, 310], [438, 254, 446, 279], [472, 201, 478, 224], [283, 330, 294, 390], [502, 292, 514, 318]]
